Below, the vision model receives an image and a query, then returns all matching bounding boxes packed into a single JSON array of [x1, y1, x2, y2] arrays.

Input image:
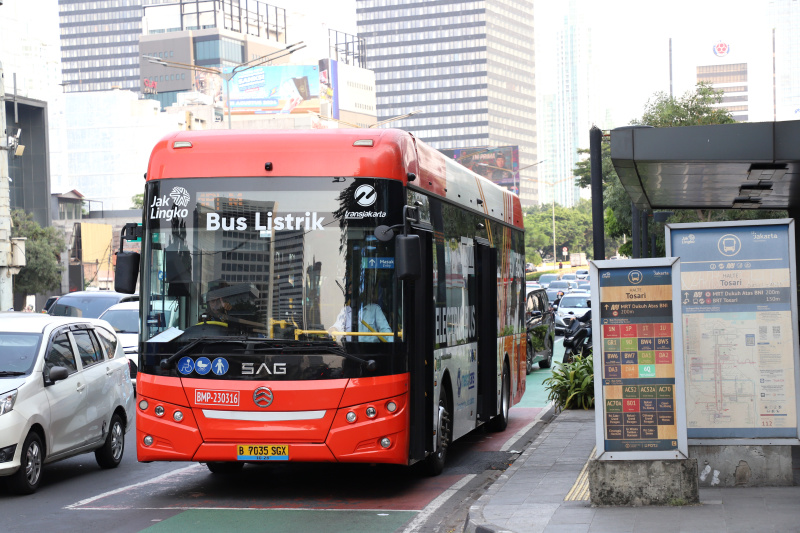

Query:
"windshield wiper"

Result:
[[0, 371, 26, 376], [159, 337, 376, 371]]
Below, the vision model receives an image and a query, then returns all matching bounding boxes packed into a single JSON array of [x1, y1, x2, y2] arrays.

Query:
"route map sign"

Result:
[[591, 258, 688, 460], [666, 220, 799, 442]]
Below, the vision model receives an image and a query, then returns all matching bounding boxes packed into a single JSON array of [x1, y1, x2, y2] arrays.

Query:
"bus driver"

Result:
[[330, 282, 393, 342]]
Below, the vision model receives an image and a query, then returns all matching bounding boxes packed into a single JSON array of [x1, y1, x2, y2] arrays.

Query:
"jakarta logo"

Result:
[[354, 184, 377, 207], [712, 41, 730, 57], [169, 187, 191, 207]]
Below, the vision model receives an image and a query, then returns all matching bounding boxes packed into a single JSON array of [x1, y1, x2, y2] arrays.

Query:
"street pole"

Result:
[[0, 61, 13, 310], [552, 189, 556, 270]]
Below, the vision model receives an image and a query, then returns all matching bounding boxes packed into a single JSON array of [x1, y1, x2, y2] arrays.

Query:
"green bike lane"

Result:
[[66, 340, 564, 533]]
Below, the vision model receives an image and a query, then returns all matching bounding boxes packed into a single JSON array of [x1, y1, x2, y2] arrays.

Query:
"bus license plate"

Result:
[[236, 444, 289, 461]]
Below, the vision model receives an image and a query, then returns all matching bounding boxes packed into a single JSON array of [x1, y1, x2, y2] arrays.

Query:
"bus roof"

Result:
[[147, 129, 523, 229]]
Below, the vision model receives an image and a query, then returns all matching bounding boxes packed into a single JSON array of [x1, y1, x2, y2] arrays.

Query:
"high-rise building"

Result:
[[769, 0, 800, 120], [356, 0, 540, 207], [533, 0, 592, 209], [58, 0, 149, 93]]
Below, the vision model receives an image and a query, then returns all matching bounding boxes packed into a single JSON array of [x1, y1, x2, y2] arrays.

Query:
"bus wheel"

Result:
[[206, 462, 244, 475], [489, 362, 510, 432], [425, 390, 452, 476]]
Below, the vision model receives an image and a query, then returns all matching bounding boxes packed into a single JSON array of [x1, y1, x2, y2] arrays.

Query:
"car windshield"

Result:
[[539, 275, 558, 283], [100, 309, 140, 334], [549, 281, 569, 289], [50, 295, 121, 318], [0, 333, 42, 375], [140, 176, 405, 364], [559, 296, 590, 308]]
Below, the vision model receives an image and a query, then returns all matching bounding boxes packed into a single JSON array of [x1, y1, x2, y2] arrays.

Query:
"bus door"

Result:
[[475, 238, 498, 423], [407, 227, 434, 464]]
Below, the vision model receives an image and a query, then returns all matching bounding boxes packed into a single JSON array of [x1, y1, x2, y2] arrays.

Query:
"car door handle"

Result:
[[106, 367, 114, 377], [76, 383, 86, 393]]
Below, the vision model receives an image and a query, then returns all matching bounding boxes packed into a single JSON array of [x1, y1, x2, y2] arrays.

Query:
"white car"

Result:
[[553, 293, 592, 335], [0, 314, 135, 494], [575, 269, 589, 280], [99, 301, 139, 387]]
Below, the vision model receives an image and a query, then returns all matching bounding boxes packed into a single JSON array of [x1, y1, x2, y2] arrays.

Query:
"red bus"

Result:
[[115, 128, 526, 474]]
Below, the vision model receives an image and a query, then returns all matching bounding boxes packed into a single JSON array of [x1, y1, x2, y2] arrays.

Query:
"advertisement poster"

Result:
[[592, 258, 688, 460], [223, 65, 321, 115], [439, 147, 520, 193], [666, 220, 799, 440]]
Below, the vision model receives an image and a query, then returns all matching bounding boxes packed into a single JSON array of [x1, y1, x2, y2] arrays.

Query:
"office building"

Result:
[[356, 0, 540, 207]]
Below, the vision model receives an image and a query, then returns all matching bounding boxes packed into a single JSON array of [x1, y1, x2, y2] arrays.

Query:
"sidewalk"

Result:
[[464, 408, 800, 533]]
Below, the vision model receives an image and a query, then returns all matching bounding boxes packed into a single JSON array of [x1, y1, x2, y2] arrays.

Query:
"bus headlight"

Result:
[[385, 401, 397, 413], [173, 410, 184, 422], [138, 400, 148, 411], [366, 407, 377, 418], [143, 435, 154, 446], [380, 437, 391, 448], [154, 405, 165, 417], [346, 411, 357, 423]]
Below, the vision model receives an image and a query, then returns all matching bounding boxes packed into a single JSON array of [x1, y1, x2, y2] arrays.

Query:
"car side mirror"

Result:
[[48, 366, 69, 383]]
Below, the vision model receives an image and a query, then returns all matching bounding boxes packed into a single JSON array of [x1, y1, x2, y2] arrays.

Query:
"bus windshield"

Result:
[[140, 177, 405, 378]]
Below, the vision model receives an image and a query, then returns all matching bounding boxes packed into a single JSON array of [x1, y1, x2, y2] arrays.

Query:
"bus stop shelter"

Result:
[[607, 120, 800, 259]]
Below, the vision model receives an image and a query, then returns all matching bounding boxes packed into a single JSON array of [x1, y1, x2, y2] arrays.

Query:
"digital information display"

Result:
[[666, 220, 800, 442], [592, 258, 688, 460]]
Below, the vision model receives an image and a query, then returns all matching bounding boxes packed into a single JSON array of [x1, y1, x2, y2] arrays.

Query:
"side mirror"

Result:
[[48, 366, 69, 383], [115, 252, 140, 294], [395, 234, 421, 280], [115, 222, 142, 294]]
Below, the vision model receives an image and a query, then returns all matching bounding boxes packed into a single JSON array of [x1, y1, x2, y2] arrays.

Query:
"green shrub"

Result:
[[543, 353, 594, 410]]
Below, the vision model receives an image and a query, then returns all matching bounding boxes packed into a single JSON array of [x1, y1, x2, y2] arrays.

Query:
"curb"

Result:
[[463, 403, 557, 533]]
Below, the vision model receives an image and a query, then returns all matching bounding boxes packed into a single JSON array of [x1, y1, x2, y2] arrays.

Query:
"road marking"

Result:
[[499, 404, 550, 452], [399, 474, 475, 532], [564, 447, 595, 501], [65, 464, 203, 509]]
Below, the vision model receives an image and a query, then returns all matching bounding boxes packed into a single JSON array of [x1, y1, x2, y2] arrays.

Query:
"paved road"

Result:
[[0, 343, 561, 533]]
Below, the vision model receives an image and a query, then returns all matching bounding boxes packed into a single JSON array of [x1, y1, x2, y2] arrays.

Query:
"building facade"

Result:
[[356, 0, 540, 207]]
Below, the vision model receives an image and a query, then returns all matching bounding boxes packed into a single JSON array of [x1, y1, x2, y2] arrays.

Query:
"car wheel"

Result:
[[9, 432, 44, 495], [526, 342, 534, 375], [95, 414, 125, 469], [206, 461, 245, 474], [539, 338, 553, 369], [489, 362, 510, 432], [424, 388, 452, 476]]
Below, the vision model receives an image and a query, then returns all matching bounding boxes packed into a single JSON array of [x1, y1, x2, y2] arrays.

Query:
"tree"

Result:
[[131, 193, 144, 209], [524, 200, 594, 264], [11, 210, 65, 298], [575, 83, 785, 257]]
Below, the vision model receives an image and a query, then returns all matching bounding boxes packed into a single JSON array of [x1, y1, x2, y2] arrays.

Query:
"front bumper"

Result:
[[0, 411, 27, 476]]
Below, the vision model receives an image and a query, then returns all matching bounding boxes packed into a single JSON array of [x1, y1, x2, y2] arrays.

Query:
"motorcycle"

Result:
[[562, 308, 592, 363]]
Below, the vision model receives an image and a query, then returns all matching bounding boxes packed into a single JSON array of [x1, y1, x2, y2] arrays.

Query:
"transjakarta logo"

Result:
[[207, 211, 325, 232], [355, 185, 377, 206], [346, 185, 386, 219], [149, 187, 191, 221]]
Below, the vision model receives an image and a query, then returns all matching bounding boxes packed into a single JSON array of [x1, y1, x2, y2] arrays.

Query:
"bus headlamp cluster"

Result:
[[346, 399, 401, 424], [138, 399, 184, 422]]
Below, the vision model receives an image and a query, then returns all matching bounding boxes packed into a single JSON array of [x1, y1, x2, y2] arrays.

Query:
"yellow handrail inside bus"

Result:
[[294, 329, 396, 341]]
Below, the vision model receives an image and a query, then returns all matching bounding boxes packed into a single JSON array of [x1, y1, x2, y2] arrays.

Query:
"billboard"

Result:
[[223, 64, 323, 115], [440, 146, 520, 193]]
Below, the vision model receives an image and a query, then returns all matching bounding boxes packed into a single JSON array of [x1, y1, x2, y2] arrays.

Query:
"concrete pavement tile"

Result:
[[542, 524, 591, 533], [548, 507, 595, 525], [524, 492, 576, 504], [484, 503, 521, 522]]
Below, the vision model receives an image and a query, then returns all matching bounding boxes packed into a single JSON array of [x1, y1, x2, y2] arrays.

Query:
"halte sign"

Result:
[[591, 257, 688, 460]]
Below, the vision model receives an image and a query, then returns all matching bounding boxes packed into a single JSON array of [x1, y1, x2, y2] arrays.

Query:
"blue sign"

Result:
[[362, 257, 395, 269], [177, 357, 194, 375], [194, 357, 212, 375], [212, 357, 229, 376]]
